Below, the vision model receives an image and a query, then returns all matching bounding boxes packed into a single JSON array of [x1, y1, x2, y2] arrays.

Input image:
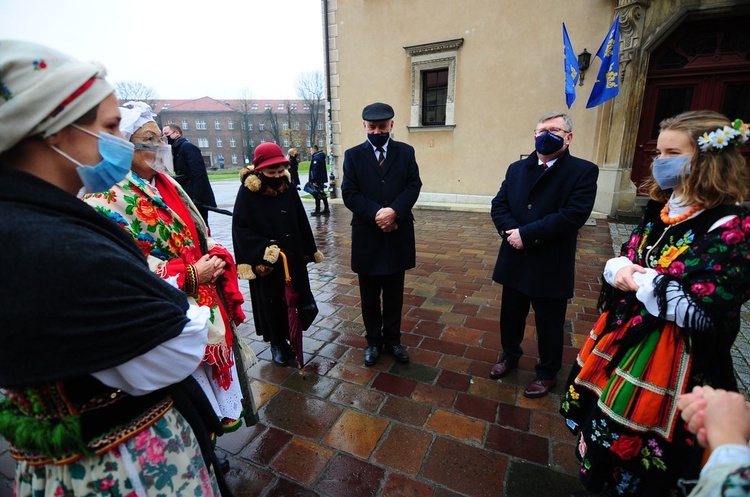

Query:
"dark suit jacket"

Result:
[[342, 139, 422, 275], [171, 137, 217, 209], [491, 149, 598, 299]]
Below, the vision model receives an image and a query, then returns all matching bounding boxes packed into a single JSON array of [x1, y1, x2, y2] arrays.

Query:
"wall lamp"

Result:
[[578, 49, 591, 86]]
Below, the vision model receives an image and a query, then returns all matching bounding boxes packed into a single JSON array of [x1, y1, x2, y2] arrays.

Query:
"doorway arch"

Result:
[[632, 15, 750, 191]]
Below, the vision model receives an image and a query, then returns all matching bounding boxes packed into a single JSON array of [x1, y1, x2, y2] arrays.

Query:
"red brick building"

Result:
[[152, 97, 325, 169]]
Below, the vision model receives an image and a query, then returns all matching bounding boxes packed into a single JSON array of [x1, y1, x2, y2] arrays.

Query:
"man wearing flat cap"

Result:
[[342, 102, 422, 366]]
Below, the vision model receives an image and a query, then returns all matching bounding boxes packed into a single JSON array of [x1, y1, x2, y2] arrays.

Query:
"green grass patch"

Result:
[[207, 161, 311, 181]]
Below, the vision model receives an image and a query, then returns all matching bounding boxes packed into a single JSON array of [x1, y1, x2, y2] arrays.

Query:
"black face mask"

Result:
[[534, 131, 565, 155], [367, 132, 390, 148], [166, 135, 176, 145], [261, 174, 284, 189]]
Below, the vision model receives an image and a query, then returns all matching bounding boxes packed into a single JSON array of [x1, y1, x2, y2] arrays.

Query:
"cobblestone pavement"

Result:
[[1, 179, 747, 496]]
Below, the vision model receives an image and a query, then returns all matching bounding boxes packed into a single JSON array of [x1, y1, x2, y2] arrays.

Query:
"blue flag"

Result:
[[586, 15, 620, 108], [562, 23, 579, 108]]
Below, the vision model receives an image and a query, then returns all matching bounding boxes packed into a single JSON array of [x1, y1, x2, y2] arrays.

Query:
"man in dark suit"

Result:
[[163, 124, 217, 226], [490, 111, 598, 398], [342, 102, 422, 366]]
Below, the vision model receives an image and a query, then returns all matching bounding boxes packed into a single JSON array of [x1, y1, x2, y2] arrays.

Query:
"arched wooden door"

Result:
[[633, 16, 750, 192]]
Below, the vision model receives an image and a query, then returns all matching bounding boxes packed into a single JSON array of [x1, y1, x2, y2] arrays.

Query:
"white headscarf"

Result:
[[0, 40, 114, 153], [119, 101, 156, 140]]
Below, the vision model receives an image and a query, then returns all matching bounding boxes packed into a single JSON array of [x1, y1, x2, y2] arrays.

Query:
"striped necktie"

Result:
[[377, 147, 385, 167]]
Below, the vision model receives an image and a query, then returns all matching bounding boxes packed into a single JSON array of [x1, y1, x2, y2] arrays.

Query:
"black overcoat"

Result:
[[171, 136, 217, 209], [309, 151, 328, 185], [232, 176, 318, 342], [341, 139, 422, 275], [491, 149, 598, 299]]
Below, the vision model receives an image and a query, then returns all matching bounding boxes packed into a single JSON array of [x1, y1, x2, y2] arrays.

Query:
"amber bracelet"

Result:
[[184, 264, 198, 296]]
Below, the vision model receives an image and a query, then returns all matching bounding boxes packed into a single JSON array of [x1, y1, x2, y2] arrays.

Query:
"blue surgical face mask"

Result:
[[367, 132, 390, 148], [50, 124, 134, 193], [534, 130, 565, 156], [652, 155, 691, 190]]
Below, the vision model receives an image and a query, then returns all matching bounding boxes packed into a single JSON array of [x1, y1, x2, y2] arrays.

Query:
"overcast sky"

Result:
[[0, 0, 326, 100]]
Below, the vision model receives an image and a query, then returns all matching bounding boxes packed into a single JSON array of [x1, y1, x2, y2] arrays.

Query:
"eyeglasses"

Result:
[[162, 131, 175, 138], [534, 127, 570, 136], [132, 134, 167, 147], [134, 142, 168, 151]]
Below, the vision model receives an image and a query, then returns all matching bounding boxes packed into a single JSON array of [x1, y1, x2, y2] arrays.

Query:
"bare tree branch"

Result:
[[231, 89, 255, 163], [295, 71, 325, 150], [282, 99, 304, 149], [114, 81, 158, 106], [264, 107, 281, 145]]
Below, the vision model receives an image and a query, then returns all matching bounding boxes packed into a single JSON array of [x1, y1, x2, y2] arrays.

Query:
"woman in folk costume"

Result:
[[233, 143, 323, 366], [83, 101, 254, 432], [0, 40, 221, 495], [561, 110, 750, 497]]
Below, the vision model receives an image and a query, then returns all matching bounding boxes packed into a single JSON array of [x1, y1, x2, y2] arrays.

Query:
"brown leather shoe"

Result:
[[489, 360, 518, 379], [523, 377, 557, 398]]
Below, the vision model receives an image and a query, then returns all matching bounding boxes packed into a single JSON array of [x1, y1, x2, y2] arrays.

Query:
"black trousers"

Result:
[[499, 285, 568, 379], [358, 271, 405, 347]]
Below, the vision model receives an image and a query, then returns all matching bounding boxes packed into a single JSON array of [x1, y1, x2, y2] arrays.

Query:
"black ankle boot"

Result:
[[270, 345, 288, 366]]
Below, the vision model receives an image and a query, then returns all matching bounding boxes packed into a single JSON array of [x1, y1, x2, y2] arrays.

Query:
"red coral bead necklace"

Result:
[[659, 203, 702, 225]]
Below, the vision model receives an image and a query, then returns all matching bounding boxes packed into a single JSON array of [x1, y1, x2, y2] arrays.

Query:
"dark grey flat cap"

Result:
[[362, 102, 394, 121]]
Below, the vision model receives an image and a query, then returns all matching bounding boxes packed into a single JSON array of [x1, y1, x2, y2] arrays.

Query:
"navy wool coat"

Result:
[[171, 137, 217, 209], [342, 139, 422, 275], [491, 149, 598, 299]]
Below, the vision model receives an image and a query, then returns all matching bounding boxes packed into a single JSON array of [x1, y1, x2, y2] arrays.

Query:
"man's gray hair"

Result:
[[538, 112, 573, 132]]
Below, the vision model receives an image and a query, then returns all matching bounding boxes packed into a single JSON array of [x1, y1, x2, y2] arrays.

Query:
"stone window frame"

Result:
[[404, 38, 463, 132]]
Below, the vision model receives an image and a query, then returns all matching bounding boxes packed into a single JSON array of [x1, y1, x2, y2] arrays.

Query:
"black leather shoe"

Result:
[[489, 360, 518, 379], [270, 345, 288, 366], [364, 345, 380, 366], [310, 211, 321, 217], [321, 209, 331, 216], [523, 377, 557, 398], [282, 341, 296, 362], [385, 344, 409, 363]]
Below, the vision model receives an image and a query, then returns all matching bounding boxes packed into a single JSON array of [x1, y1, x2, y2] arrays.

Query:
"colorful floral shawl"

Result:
[[83, 172, 245, 389], [571, 201, 750, 440]]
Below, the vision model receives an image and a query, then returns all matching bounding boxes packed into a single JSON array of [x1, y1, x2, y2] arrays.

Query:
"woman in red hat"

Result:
[[233, 143, 323, 366]]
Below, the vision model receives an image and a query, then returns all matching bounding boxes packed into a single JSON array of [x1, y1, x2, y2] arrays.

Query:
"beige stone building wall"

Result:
[[326, 0, 615, 210], [326, 0, 750, 215]]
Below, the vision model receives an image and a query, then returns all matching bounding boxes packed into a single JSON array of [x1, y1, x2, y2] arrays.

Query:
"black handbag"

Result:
[[303, 182, 317, 195], [298, 294, 319, 330]]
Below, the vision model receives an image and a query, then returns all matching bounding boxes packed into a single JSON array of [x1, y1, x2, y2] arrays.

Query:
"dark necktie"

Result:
[[542, 162, 549, 171], [377, 147, 385, 167]]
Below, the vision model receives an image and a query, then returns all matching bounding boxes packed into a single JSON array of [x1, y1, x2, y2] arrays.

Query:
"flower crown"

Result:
[[697, 119, 749, 153]]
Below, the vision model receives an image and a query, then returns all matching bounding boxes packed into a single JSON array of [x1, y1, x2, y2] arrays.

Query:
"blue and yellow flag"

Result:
[[586, 15, 620, 108], [562, 23, 579, 109]]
